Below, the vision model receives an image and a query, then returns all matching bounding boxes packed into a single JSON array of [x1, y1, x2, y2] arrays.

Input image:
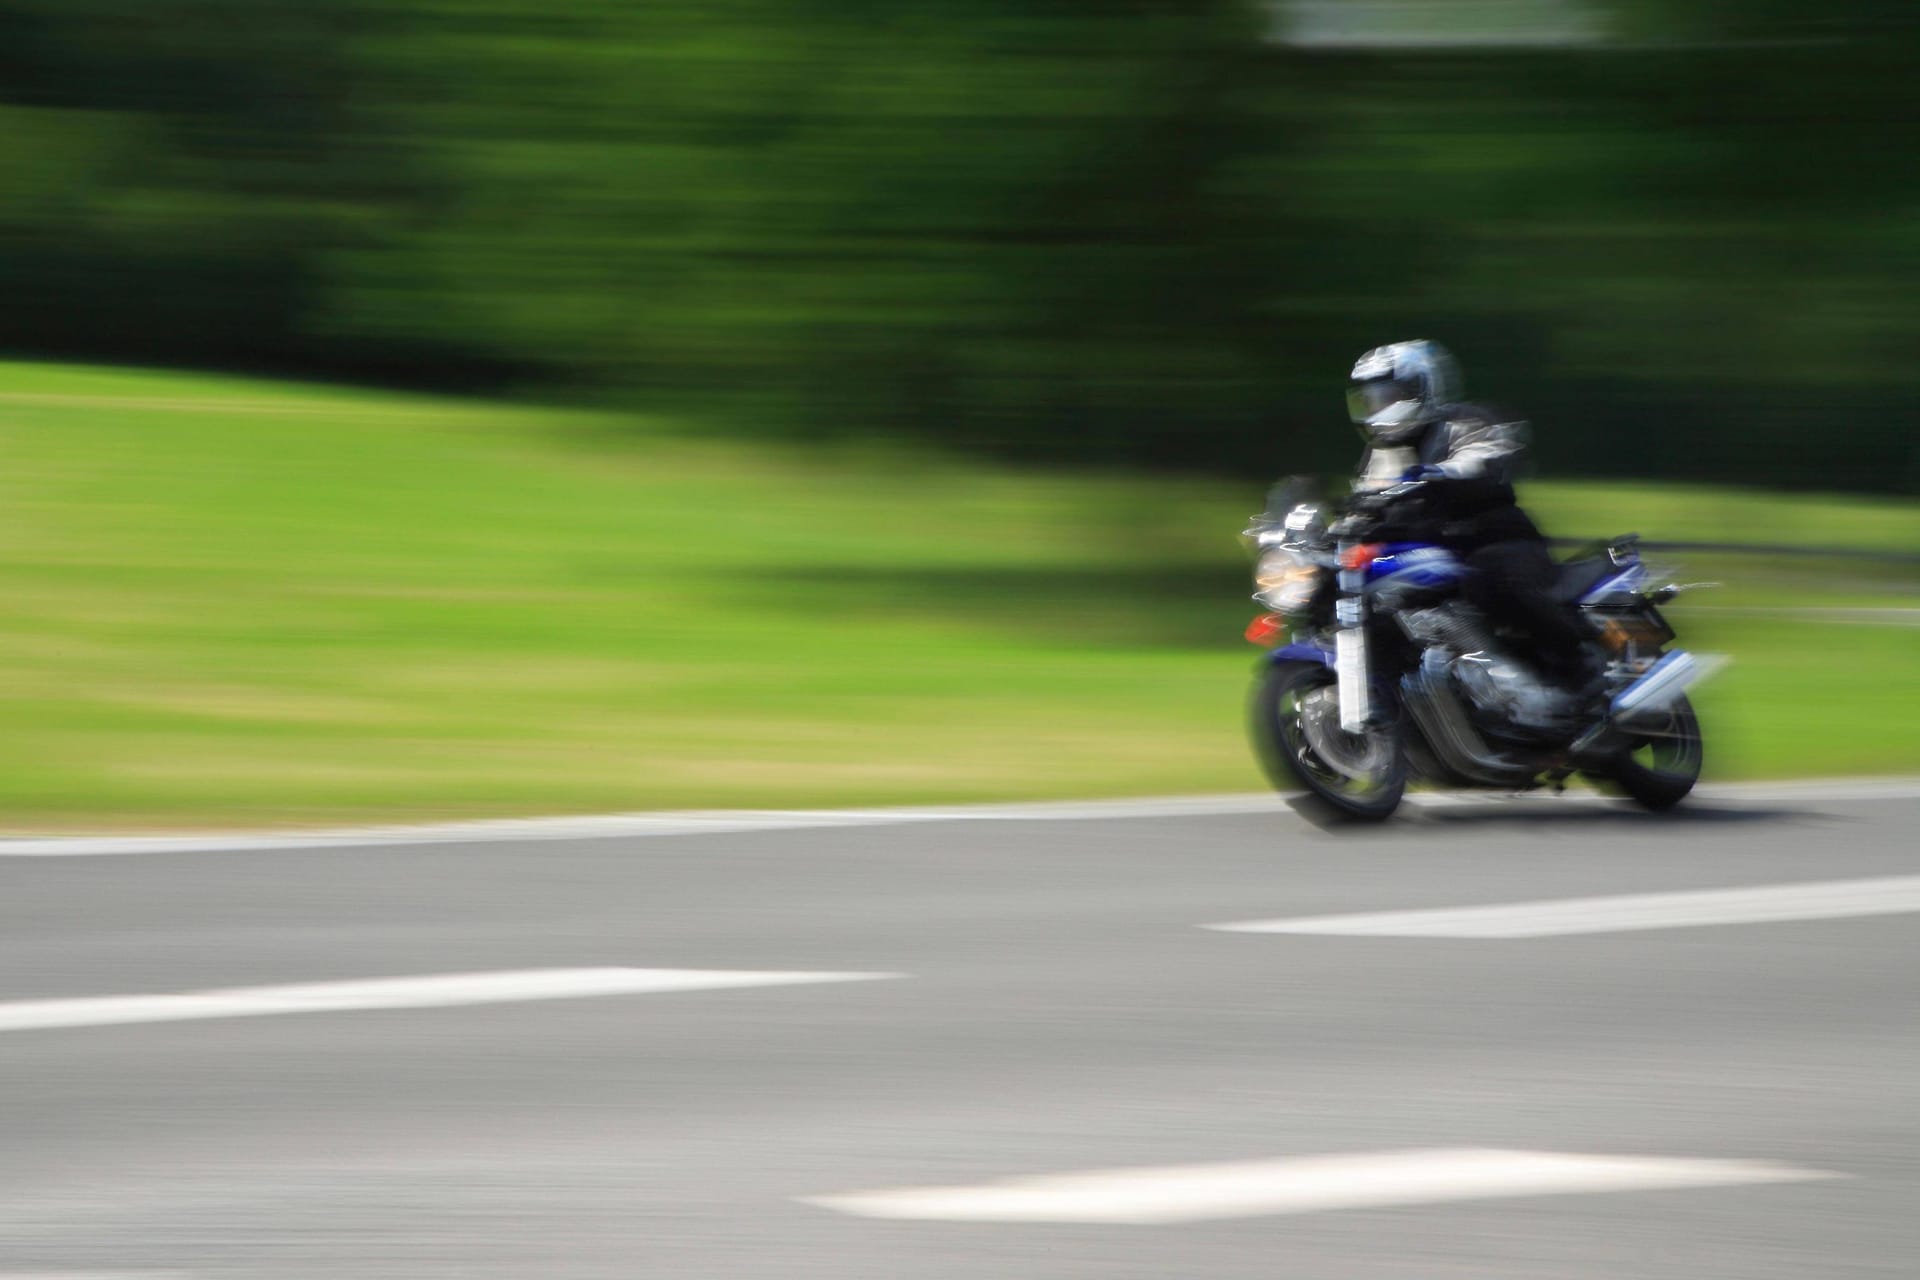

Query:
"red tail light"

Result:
[[1244, 613, 1287, 647]]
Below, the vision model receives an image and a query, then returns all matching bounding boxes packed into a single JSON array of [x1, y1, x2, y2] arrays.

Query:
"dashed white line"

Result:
[[0, 969, 903, 1034], [801, 1148, 1843, 1224], [1206, 873, 1920, 939]]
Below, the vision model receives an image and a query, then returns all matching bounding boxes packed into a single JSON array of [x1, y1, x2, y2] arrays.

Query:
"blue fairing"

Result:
[[1265, 640, 1334, 667], [1365, 542, 1468, 590]]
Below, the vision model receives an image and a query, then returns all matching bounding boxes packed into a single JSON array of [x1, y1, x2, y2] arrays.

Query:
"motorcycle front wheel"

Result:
[[1252, 660, 1406, 822]]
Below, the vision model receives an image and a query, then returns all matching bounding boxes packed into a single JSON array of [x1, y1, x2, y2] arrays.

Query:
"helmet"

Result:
[[1346, 340, 1462, 444]]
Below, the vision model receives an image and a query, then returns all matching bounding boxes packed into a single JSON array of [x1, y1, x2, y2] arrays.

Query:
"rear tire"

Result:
[[1251, 660, 1405, 822], [1598, 694, 1704, 811]]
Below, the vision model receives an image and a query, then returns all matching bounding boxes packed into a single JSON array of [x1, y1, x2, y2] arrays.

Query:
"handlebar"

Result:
[[1337, 479, 1435, 533], [1344, 479, 1429, 512]]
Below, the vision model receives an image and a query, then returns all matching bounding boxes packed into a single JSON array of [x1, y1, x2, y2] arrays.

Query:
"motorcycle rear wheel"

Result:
[[1594, 694, 1704, 811], [1252, 660, 1406, 822]]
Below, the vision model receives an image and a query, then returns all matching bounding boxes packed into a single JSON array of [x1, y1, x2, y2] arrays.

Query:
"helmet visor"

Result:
[[1346, 377, 1418, 425]]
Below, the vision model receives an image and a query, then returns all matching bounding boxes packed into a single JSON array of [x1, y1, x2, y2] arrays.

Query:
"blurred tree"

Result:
[[0, 0, 1914, 491], [318, 0, 1278, 462]]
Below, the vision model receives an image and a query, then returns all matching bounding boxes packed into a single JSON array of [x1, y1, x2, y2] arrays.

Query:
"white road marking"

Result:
[[0, 795, 1397, 856], [0, 778, 1914, 858], [0, 969, 901, 1035], [801, 1148, 1843, 1224], [1207, 873, 1920, 939]]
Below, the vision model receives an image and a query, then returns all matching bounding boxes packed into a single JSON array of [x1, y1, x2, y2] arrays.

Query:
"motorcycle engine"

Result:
[[1399, 605, 1570, 730], [1451, 652, 1568, 728]]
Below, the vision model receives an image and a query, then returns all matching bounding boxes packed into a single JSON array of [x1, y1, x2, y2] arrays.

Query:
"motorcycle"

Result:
[[1244, 477, 1720, 821]]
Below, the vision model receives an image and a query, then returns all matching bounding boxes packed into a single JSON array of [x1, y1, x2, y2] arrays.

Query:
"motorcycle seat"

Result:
[[1549, 555, 1617, 605]]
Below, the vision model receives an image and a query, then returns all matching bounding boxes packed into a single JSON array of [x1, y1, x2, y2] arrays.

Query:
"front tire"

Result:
[[1251, 660, 1406, 821], [1597, 694, 1704, 811]]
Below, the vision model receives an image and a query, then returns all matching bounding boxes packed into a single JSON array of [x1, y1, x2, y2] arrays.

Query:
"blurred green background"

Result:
[[0, 0, 1915, 827], [3, 0, 1917, 488]]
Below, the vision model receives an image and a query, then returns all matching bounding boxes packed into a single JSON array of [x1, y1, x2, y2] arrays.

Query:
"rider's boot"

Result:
[[1510, 648, 1607, 735], [1569, 648, 1610, 720]]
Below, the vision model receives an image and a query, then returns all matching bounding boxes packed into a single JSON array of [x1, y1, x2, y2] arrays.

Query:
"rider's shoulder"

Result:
[[1440, 402, 1529, 439], [1440, 399, 1525, 425]]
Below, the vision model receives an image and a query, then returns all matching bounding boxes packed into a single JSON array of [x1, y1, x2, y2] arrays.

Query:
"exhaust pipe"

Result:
[[1611, 650, 1715, 725], [1569, 650, 1725, 763], [1403, 675, 1531, 787]]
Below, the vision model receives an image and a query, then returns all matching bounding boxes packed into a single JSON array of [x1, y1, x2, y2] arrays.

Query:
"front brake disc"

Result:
[[1298, 686, 1393, 781]]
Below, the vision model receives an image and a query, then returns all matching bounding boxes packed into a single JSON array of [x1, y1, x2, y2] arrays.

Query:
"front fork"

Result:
[[1333, 551, 1371, 733]]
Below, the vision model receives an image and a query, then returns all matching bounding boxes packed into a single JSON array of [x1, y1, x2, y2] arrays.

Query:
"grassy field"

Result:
[[0, 360, 1915, 831]]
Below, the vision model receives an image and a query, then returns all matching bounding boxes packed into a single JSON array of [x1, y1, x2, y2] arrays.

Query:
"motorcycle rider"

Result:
[[1344, 339, 1605, 724]]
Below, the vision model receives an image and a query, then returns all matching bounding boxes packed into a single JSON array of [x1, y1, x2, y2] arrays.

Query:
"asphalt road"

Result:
[[1, 782, 1917, 1278]]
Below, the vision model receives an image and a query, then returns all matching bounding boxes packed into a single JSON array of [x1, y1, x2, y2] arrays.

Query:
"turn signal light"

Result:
[[1340, 543, 1386, 571], [1244, 613, 1287, 647]]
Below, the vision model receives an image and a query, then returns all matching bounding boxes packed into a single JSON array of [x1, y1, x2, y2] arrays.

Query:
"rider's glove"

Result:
[[1400, 464, 1449, 482]]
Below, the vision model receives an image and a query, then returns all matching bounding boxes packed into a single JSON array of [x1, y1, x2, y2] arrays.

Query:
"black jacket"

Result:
[[1356, 403, 1542, 549]]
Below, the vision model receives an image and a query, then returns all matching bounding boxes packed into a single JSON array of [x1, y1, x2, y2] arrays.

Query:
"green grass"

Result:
[[0, 360, 1915, 831]]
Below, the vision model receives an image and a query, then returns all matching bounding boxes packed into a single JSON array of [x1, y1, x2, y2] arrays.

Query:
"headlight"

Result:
[[1255, 549, 1322, 613]]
